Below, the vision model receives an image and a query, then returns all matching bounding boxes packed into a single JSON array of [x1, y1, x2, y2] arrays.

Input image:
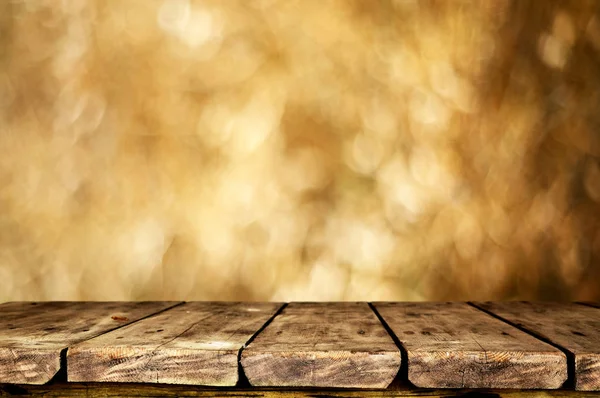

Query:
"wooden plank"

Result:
[[240, 302, 401, 388], [474, 301, 600, 391], [67, 302, 283, 386], [3, 383, 600, 397], [0, 301, 179, 384], [373, 302, 567, 389]]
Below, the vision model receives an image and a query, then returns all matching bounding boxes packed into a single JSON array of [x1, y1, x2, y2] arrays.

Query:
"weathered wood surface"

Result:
[[474, 301, 600, 391], [0, 301, 178, 385], [240, 302, 401, 388], [67, 302, 283, 386], [3, 383, 600, 397], [373, 302, 567, 389]]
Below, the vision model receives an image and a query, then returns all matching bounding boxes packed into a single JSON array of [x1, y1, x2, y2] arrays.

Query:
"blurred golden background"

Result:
[[1, 0, 599, 302]]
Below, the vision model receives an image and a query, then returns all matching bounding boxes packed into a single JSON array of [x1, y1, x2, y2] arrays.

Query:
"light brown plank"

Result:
[[373, 302, 567, 389], [67, 302, 283, 386], [475, 301, 600, 391], [240, 302, 401, 388], [0, 301, 179, 384]]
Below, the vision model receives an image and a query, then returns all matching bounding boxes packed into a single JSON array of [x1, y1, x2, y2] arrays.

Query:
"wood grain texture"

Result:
[[3, 383, 600, 397], [475, 301, 600, 391], [0, 301, 178, 384], [67, 302, 283, 386], [373, 302, 567, 389], [240, 302, 401, 388]]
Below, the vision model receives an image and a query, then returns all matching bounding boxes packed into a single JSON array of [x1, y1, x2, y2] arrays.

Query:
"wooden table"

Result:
[[1, 301, 599, 397]]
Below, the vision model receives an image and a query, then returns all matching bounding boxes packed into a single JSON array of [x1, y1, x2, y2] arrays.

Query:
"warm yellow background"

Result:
[[1, 0, 599, 302]]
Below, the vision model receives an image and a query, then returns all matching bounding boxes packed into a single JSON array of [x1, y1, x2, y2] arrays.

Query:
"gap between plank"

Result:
[[368, 303, 408, 388], [467, 302, 575, 390], [46, 349, 68, 384], [236, 302, 288, 388], [575, 302, 600, 310]]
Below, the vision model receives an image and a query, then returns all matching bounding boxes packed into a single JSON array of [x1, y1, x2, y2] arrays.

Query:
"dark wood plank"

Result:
[[240, 302, 401, 388], [67, 302, 283, 386], [475, 301, 600, 391], [0, 301, 179, 384], [373, 302, 567, 389], [3, 383, 600, 397]]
